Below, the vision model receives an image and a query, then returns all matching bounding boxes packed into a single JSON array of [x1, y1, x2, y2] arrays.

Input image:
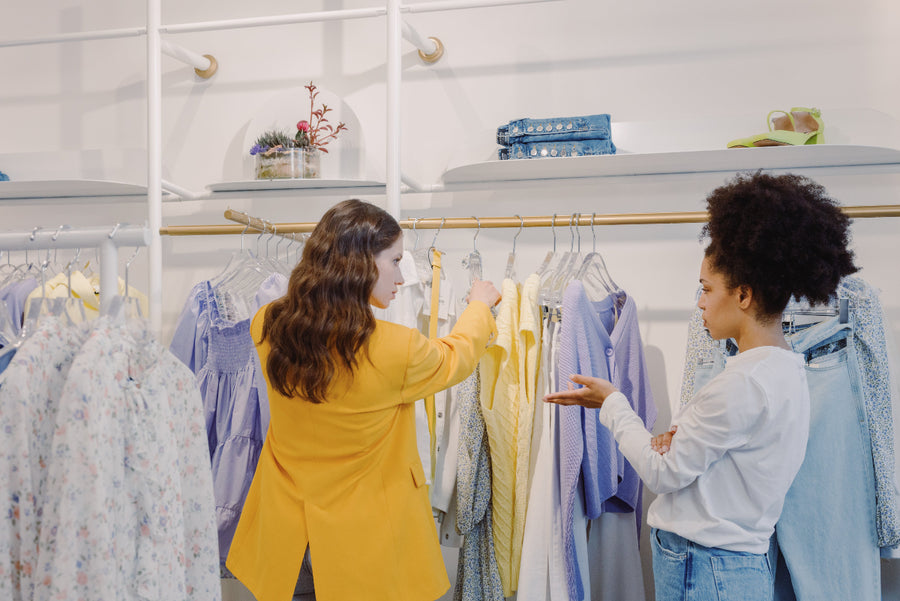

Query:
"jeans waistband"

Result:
[[497, 114, 612, 145], [787, 314, 852, 356]]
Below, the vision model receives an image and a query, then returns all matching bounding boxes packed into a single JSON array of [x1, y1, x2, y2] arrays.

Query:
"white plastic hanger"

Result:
[[575, 213, 619, 302], [504, 215, 524, 281], [460, 216, 484, 304]]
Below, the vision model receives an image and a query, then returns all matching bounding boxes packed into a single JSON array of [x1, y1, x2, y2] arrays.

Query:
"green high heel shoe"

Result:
[[727, 107, 824, 148]]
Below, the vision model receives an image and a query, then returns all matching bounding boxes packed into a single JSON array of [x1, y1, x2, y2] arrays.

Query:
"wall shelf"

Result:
[[206, 178, 386, 194], [0, 179, 175, 202], [441, 144, 900, 185]]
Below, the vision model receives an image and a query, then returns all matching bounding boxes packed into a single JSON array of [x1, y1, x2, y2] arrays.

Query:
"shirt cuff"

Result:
[[598, 390, 631, 429]]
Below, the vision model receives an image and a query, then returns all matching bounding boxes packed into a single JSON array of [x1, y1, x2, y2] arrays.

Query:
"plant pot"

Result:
[[255, 148, 321, 179]]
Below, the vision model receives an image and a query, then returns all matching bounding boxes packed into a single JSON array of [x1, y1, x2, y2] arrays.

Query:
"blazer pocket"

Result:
[[409, 461, 427, 488]]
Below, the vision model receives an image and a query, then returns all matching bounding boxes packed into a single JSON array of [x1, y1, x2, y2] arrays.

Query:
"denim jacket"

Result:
[[497, 114, 611, 145]]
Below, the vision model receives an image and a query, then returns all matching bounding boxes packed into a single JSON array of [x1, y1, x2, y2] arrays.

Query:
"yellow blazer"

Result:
[[226, 300, 497, 601]]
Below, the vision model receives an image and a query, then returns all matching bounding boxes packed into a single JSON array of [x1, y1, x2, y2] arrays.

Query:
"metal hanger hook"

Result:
[[411, 217, 420, 251], [275, 227, 288, 259], [568, 214, 575, 252], [574, 213, 582, 252], [551, 213, 557, 253], [267, 223, 278, 258], [472, 216, 481, 252], [430, 217, 446, 249], [236, 210, 251, 252], [125, 245, 141, 270], [108, 222, 121, 239], [255, 219, 269, 255], [591, 213, 597, 253], [512, 214, 524, 254], [52, 224, 69, 264]]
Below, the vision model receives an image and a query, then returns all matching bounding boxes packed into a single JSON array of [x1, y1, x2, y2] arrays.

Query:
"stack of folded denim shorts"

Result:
[[496, 114, 616, 160]]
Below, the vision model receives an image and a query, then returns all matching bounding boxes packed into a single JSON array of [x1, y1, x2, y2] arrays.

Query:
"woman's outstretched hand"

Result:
[[543, 374, 619, 410], [467, 279, 501, 307]]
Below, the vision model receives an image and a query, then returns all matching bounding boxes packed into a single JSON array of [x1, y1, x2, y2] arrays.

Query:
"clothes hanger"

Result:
[[504, 215, 524, 281], [575, 213, 619, 302], [545, 213, 584, 308], [216, 223, 272, 322], [2, 228, 44, 287], [0, 250, 17, 282], [538, 213, 576, 307], [410, 218, 434, 286], [273, 231, 293, 273], [209, 213, 260, 287], [412, 217, 445, 286], [460, 216, 484, 304], [259, 223, 287, 275], [427, 216, 447, 281], [45, 225, 70, 278], [534, 213, 558, 278], [20, 242, 55, 333], [58, 246, 88, 323]]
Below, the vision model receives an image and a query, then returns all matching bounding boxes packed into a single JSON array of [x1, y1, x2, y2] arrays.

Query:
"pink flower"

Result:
[[297, 120, 310, 133]]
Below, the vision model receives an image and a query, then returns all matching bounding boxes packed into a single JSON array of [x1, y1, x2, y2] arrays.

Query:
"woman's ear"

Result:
[[737, 285, 753, 309]]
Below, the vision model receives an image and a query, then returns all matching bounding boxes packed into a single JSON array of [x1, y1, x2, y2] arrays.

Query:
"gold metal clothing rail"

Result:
[[156, 205, 900, 236]]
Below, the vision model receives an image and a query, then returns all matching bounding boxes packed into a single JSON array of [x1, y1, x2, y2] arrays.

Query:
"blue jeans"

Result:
[[498, 138, 616, 160], [684, 318, 880, 601], [651, 528, 772, 601], [496, 114, 612, 145], [773, 317, 880, 601]]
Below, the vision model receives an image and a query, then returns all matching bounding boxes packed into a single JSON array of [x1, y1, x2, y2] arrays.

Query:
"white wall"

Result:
[[2, 1, 900, 599]]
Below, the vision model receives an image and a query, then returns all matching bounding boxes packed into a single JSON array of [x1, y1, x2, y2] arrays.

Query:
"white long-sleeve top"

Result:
[[598, 346, 810, 553]]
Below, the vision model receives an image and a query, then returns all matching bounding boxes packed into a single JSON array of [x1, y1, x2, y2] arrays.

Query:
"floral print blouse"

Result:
[[0, 316, 220, 601]]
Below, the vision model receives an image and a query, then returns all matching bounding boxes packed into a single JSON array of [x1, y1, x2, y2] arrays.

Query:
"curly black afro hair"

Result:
[[701, 171, 858, 317]]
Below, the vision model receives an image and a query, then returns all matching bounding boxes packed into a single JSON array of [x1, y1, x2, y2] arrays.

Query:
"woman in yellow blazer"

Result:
[[226, 199, 500, 601]]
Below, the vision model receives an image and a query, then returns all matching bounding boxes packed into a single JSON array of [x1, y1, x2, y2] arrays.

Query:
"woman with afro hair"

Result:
[[544, 172, 857, 601]]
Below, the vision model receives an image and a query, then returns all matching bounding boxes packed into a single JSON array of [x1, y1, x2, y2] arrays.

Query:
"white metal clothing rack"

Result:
[[0, 0, 557, 335], [0, 225, 151, 315]]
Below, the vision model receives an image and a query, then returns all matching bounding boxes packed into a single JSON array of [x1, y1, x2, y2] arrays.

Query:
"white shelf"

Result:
[[207, 178, 386, 193], [0, 179, 174, 201], [441, 145, 900, 184]]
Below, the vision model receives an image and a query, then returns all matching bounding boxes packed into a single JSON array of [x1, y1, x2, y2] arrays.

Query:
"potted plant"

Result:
[[250, 82, 349, 179]]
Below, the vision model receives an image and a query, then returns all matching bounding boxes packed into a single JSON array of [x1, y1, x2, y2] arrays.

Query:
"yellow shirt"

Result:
[[226, 301, 496, 601], [513, 273, 542, 590], [24, 271, 149, 322], [479, 278, 520, 596]]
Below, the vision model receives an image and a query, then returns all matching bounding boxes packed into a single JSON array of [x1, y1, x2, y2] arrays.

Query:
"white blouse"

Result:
[[599, 346, 810, 553]]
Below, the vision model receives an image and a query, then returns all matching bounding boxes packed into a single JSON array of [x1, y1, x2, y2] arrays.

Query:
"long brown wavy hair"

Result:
[[260, 199, 402, 403]]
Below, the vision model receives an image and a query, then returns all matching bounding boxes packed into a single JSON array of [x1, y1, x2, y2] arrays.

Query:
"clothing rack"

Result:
[[0, 224, 151, 315], [156, 204, 900, 236]]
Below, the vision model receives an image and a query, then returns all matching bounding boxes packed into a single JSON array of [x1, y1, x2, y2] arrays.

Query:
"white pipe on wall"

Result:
[[160, 7, 386, 35], [160, 40, 212, 72], [148, 0, 163, 335], [401, 20, 438, 55], [403, 0, 558, 14], [386, 0, 402, 219], [0, 1, 554, 48], [0, 27, 146, 48]]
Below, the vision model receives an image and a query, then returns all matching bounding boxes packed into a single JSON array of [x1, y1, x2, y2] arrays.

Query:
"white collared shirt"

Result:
[[599, 346, 810, 553]]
